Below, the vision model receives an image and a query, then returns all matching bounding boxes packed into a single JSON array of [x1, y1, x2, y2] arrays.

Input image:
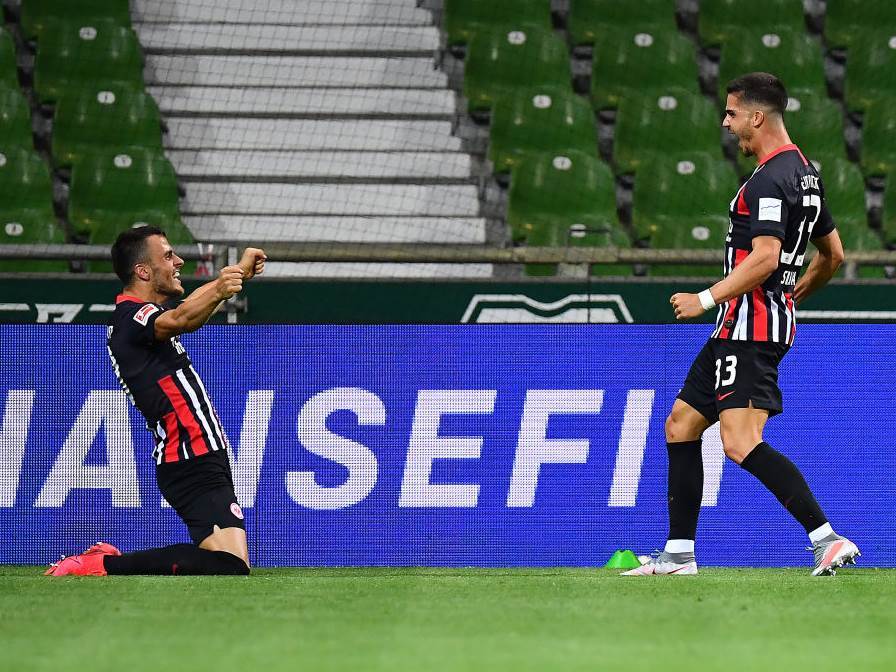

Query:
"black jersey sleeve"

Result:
[[810, 181, 836, 239], [744, 170, 789, 241], [118, 302, 165, 346]]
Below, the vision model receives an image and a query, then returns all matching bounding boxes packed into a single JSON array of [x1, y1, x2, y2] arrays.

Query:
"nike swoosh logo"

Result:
[[717, 391, 735, 400]]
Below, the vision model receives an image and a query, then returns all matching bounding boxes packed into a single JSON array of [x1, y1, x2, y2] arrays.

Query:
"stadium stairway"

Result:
[[131, 0, 493, 278]]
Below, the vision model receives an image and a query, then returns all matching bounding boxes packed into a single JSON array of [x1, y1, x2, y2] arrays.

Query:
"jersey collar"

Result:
[[116, 294, 146, 304], [759, 143, 807, 166]]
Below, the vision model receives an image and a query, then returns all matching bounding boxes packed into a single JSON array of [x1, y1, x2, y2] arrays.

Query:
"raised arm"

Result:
[[154, 266, 244, 340], [793, 230, 845, 305]]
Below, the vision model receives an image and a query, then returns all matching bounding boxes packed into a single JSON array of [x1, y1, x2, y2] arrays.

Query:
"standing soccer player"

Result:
[[624, 73, 859, 577], [46, 227, 266, 576]]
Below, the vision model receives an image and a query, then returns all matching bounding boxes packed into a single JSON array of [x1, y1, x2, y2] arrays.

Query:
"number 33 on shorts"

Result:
[[715, 355, 737, 389]]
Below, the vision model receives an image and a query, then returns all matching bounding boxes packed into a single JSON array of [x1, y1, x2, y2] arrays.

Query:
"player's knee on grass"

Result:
[[199, 525, 250, 566]]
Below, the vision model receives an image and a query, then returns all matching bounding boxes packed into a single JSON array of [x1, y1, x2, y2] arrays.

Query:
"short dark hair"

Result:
[[111, 226, 167, 285], [726, 72, 788, 115]]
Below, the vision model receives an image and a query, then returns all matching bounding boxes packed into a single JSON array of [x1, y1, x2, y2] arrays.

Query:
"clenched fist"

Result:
[[238, 247, 267, 280], [670, 292, 705, 320], [216, 266, 244, 300]]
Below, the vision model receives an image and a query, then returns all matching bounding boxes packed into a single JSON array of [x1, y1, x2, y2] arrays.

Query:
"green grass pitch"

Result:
[[3, 566, 895, 671]]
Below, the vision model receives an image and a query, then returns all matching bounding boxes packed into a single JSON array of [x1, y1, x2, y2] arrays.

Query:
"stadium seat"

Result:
[[882, 179, 896, 247], [614, 89, 722, 175], [33, 20, 144, 105], [443, 0, 552, 47], [699, 0, 806, 46], [825, 0, 896, 50], [568, 0, 678, 46], [784, 90, 847, 159], [718, 29, 826, 103], [68, 149, 185, 240], [590, 28, 699, 111], [489, 88, 597, 174], [0, 85, 33, 150], [843, 31, 896, 113], [0, 147, 67, 272], [507, 150, 628, 276], [19, 0, 133, 42], [808, 155, 882, 276], [1, 29, 18, 88], [632, 153, 736, 276], [734, 90, 847, 176], [464, 26, 571, 113], [52, 87, 164, 169], [860, 98, 896, 177]]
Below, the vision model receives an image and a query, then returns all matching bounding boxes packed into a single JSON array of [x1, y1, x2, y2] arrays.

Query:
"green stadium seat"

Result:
[[735, 89, 847, 176], [52, 87, 163, 169], [807, 155, 882, 277], [464, 26, 571, 113], [718, 29, 826, 103], [882, 178, 896, 247], [19, 0, 132, 42], [489, 88, 597, 174], [1, 29, 18, 88], [843, 31, 896, 113], [33, 20, 144, 106], [614, 88, 722, 175], [68, 149, 184, 240], [784, 90, 847, 159], [860, 98, 896, 177], [590, 28, 699, 111], [507, 150, 628, 276], [632, 153, 738, 276], [0, 85, 33, 150], [568, 0, 678, 47], [443, 0, 551, 47], [825, 0, 896, 50], [0, 147, 67, 272], [699, 0, 806, 47], [69, 149, 194, 273]]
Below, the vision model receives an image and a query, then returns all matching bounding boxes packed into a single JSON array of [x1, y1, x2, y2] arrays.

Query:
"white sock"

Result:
[[664, 539, 695, 554], [808, 523, 835, 543]]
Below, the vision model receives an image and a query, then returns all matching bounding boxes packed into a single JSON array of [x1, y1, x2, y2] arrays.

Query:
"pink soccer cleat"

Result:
[[44, 542, 119, 576]]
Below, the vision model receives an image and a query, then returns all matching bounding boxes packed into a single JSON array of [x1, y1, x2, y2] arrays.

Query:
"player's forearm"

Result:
[[708, 251, 777, 305], [794, 252, 840, 305], [157, 283, 226, 338]]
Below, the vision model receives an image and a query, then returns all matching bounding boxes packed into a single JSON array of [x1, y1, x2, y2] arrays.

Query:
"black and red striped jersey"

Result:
[[712, 144, 836, 345], [107, 294, 230, 465]]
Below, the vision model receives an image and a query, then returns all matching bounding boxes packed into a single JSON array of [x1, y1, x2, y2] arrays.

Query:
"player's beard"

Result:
[[737, 129, 755, 157], [152, 267, 185, 298]]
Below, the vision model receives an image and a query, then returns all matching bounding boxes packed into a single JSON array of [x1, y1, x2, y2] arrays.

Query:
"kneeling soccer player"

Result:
[[46, 227, 266, 576]]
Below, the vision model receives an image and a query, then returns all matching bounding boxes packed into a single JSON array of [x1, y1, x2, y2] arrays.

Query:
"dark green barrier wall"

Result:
[[1, 277, 894, 323]]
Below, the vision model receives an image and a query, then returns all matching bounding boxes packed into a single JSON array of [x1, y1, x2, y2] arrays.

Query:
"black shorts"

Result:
[[677, 338, 789, 425], [155, 449, 246, 545]]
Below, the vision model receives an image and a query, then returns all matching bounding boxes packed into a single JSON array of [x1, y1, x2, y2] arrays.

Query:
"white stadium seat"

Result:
[[185, 216, 486, 243], [149, 87, 456, 117], [164, 119, 461, 151], [167, 151, 473, 180], [145, 56, 447, 88], [132, 0, 431, 25], [135, 24, 440, 54], [181, 184, 481, 217]]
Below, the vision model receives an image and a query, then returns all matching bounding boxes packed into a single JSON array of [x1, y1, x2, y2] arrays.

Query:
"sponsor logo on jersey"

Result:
[[758, 197, 782, 222]]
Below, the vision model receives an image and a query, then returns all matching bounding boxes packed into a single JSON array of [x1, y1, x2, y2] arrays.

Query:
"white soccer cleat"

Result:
[[621, 551, 698, 576], [810, 536, 860, 576]]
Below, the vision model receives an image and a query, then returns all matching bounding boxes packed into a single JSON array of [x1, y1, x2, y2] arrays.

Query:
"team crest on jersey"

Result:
[[133, 304, 160, 326], [230, 502, 244, 520]]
